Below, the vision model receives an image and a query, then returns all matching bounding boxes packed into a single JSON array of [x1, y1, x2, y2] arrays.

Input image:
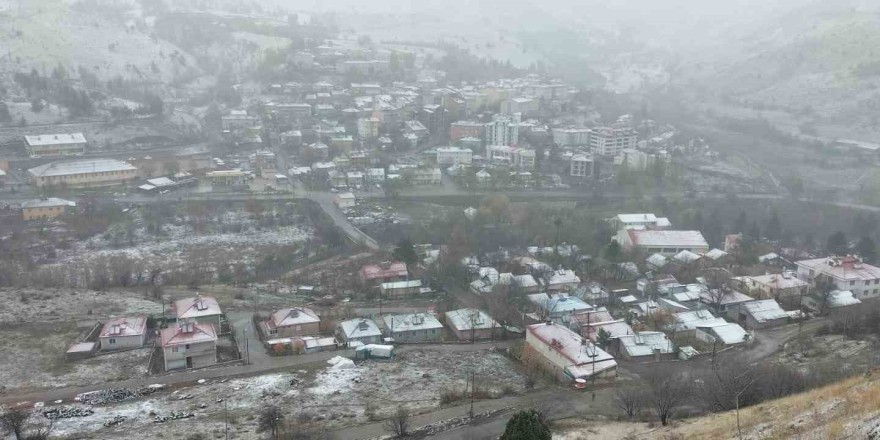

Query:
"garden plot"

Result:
[[0, 323, 150, 393]]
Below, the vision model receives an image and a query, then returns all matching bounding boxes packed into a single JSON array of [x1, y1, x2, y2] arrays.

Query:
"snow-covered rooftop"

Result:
[[445, 309, 497, 331]]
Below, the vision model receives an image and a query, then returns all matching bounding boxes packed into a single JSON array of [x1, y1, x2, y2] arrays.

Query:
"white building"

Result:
[[553, 128, 591, 147], [25, 133, 87, 158], [570, 154, 593, 177], [590, 127, 638, 157], [336, 192, 356, 208], [485, 114, 520, 146], [796, 255, 880, 299], [99, 316, 147, 351], [613, 213, 672, 230], [486, 145, 536, 169], [615, 229, 709, 256], [221, 110, 259, 131], [524, 322, 617, 382], [436, 146, 473, 166], [383, 313, 443, 343], [357, 117, 380, 139], [337, 318, 383, 347]]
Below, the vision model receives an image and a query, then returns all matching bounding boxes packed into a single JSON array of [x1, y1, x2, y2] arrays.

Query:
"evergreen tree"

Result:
[[765, 210, 782, 241], [826, 231, 849, 256], [858, 236, 877, 263], [393, 238, 418, 266], [500, 410, 551, 440]]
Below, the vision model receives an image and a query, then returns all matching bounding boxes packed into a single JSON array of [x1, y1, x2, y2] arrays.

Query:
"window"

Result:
[[108, 338, 116, 344], [296, 325, 302, 332], [172, 347, 179, 353], [185, 344, 190, 350], [867, 281, 871, 286], [851, 281, 856, 286]]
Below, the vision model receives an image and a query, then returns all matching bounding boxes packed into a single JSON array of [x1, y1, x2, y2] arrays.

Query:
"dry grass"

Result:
[[645, 372, 880, 440]]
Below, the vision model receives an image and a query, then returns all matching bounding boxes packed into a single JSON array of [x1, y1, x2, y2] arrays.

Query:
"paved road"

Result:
[[0, 341, 516, 406]]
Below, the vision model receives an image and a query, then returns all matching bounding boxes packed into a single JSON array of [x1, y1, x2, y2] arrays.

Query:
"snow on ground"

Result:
[[0, 288, 161, 324], [43, 348, 528, 438]]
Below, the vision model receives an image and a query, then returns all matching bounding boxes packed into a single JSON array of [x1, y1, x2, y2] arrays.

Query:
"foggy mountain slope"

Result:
[[0, 0, 200, 83]]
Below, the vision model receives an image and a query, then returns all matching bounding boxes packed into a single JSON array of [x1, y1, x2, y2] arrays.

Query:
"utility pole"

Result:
[[469, 370, 475, 420]]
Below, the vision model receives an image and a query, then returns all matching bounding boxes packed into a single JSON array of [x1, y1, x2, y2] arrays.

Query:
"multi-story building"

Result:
[[485, 114, 520, 146], [590, 127, 638, 157], [357, 117, 380, 139], [267, 103, 312, 123], [436, 146, 473, 166], [160, 321, 218, 371], [221, 110, 259, 131], [263, 307, 321, 338], [486, 145, 535, 169], [523, 322, 617, 383], [20, 198, 76, 220], [570, 154, 594, 178], [28, 159, 138, 187], [796, 255, 880, 299], [449, 121, 485, 142], [420, 104, 449, 139], [25, 133, 87, 158], [612, 213, 672, 230], [553, 128, 591, 147]]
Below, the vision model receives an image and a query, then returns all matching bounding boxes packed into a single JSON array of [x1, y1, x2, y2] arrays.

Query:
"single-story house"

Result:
[[528, 293, 592, 324], [337, 318, 383, 347], [523, 322, 617, 383], [544, 269, 581, 291], [696, 322, 750, 347], [581, 319, 635, 343], [383, 313, 443, 343], [672, 310, 727, 336], [99, 316, 147, 351], [802, 290, 863, 314], [445, 308, 499, 341], [381, 280, 423, 298], [737, 299, 788, 329], [336, 192, 356, 208], [615, 331, 676, 362], [263, 307, 321, 338], [160, 321, 218, 371], [20, 197, 76, 221], [700, 289, 755, 315]]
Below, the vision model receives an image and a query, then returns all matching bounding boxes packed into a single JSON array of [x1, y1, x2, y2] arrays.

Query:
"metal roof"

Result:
[[627, 230, 708, 248], [28, 159, 136, 177], [742, 300, 788, 323], [20, 197, 76, 209], [339, 318, 382, 339], [25, 133, 86, 146], [446, 309, 498, 331]]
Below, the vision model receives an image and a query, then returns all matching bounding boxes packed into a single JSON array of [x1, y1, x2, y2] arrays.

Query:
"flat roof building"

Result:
[[25, 133, 87, 158], [28, 159, 137, 187]]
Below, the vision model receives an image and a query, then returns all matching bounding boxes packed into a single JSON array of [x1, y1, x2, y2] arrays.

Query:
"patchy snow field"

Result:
[[47, 348, 528, 438], [0, 322, 151, 393], [0, 288, 161, 324]]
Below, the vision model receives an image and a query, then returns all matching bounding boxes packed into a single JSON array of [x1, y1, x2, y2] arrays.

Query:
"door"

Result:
[[186, 357, 193, 369]]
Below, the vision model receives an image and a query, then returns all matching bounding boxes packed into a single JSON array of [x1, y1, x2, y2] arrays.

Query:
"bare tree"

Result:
[[0, 408, 28, 440], [384, 406, 410, 438], [614, 386, 645, 419], [0, 408, 53, 440], [258, 405, 285, 439], [645, 366, 691, 426]]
